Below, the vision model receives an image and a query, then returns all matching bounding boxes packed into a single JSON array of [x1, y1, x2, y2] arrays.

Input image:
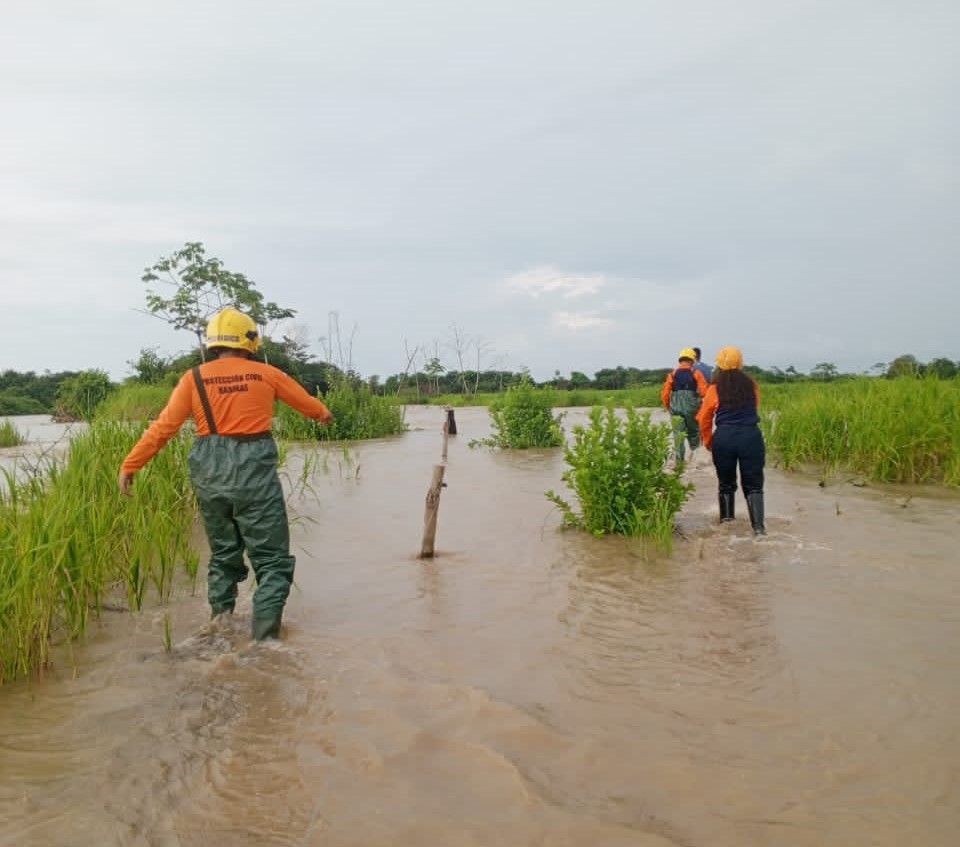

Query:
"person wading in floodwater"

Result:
[[692, 346, 713, 384], [661, 347, 708, 463], [118, 307, 335, 640], [697, 345, 766, 535]]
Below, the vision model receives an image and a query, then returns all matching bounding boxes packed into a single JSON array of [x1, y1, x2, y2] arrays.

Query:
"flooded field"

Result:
[[0, 415, 85, 485], [1, 406, 958, 846]]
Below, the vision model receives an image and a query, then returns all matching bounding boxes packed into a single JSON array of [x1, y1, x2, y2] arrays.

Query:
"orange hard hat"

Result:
[[715, 346, 744, 370]]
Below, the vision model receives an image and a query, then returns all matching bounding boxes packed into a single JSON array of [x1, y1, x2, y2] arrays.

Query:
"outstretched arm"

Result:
[[118, 374, 193, 495], [272, 369, 334, 424]]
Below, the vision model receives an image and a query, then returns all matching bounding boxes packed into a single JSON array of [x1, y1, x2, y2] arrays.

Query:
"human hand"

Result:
[[320, 413, 335, 426], [118, 470, 135, 497]]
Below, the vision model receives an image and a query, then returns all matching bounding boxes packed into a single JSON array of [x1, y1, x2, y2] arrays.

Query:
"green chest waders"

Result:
[[190, 368, 292, 639]]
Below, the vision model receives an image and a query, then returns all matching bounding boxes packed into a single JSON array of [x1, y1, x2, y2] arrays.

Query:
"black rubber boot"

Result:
[[746, 492, 766, 536], [719, 492, 735, 523], [210, 603, 234, 619], [252, 615, 282, 641]]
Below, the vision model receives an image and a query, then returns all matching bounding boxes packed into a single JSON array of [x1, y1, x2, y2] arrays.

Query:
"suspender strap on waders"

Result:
[[192, 366, 218, 435]]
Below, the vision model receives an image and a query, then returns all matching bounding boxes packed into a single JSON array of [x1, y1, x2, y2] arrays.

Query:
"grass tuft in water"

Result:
[[0, 421, 197, 683], [0, 419, 26, 448]]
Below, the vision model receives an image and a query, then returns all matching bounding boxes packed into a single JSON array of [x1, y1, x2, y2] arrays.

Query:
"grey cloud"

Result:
[[2, 0, 957, 380]]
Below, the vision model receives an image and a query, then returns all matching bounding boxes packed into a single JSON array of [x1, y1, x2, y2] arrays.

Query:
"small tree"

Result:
[[423, 356, 445, 396], [127, 347, 171, 384], [886, 354, 921, 379], [142, 241, 296, 360], [927, 358, 958, 380], [569, 371, 591, 389], [810, 362, 839, 381]]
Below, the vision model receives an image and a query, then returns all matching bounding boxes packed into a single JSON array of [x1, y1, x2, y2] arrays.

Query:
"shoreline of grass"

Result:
[[412, 386, 663, 409], [0, 421, 199, 683], [762, 377, 960, 487]]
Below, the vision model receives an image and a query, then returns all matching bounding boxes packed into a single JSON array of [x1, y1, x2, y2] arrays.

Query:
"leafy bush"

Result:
[[546, 405, 693, 551], [274, 374, 406, 441], [0, 420, 26, 448], [472, 377, 564, 449], [52, 370, 114, 422]]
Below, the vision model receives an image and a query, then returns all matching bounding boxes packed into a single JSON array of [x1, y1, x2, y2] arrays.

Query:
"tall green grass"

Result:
[[426, 386, 663, 409], [274, 376, 407, 441], [95, 384, 171, 421], [0, 421, 198, 683], [763, 377, 960, 486], [0, 419, 26, 448]]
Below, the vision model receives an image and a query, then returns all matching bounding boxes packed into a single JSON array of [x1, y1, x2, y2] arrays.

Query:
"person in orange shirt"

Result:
[[697, 346, 766, 535], [661, 347, 708, 463], [118, 307, 335, 640]]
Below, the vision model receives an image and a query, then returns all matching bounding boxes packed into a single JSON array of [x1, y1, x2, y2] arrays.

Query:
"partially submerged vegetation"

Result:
[[274, 374, 406, 442], [0, 419, 26, 448], [763, 377, 960, 486], [425, 386, 663, 409], [2, 255, 957, 684], [471, 377, 564, 449], [547, 405, 693, 553], [0, 422, 198, 683]]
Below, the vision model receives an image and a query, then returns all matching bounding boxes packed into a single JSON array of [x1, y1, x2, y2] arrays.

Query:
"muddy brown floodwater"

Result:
[[1, 407, 959, 846]]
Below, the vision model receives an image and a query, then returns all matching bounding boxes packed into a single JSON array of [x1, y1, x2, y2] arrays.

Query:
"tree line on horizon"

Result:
[[2, 352, 957, 417], [3, 241, 955, 416]]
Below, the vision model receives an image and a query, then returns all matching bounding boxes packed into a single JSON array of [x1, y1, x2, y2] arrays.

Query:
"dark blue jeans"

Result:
[[712, 425, 765, 496]]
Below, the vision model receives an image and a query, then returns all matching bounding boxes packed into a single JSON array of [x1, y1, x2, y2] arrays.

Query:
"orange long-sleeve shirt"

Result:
[[121, 358, 332, 473], [660, 362, 708, 409], [697, 382, 761, 450]]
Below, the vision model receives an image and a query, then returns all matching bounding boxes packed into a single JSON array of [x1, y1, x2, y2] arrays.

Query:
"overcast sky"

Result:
[[2, 0, 957, 381]]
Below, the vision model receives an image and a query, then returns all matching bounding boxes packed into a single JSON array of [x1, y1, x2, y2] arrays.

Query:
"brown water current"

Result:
[[2, 406, 959, 846]]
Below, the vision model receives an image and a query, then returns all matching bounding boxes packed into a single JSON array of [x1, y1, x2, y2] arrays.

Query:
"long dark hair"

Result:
[[715, 369, 756, 410]]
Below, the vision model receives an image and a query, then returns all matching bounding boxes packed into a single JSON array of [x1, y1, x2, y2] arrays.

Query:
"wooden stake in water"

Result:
[[419, 464, 446, 558]]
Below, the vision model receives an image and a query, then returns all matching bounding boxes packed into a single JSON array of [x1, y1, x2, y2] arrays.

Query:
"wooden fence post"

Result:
[[419, 464, 446, 558]]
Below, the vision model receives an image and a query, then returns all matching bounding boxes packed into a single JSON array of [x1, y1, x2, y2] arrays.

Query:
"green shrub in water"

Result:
[[546, 405, 693, 551], [472, 377, 564, 449], [0, 420, 26, 448]]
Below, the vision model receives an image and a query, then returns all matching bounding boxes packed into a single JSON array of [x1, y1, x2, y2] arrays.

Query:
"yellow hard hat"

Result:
[[678, 348, 697, 362], [715, 346, 744, 370], [205, 307, 260, 353]]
